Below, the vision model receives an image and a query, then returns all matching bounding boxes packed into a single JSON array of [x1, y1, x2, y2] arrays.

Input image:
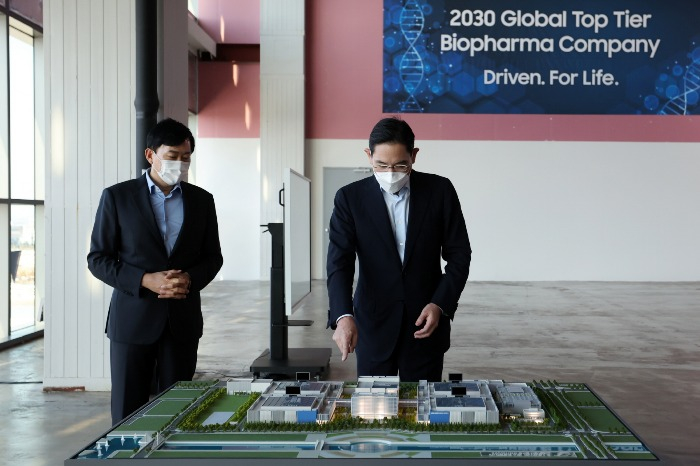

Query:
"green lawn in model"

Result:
[[145, 399, 192, 416]]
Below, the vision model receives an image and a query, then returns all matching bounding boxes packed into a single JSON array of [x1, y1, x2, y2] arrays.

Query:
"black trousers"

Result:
[[355, 309, 445, 382], [109, 329, 199, 425]]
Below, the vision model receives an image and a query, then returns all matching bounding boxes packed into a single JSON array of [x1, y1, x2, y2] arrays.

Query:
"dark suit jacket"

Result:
[[87, 174, 223, 345], [327, 171, 471, 361]]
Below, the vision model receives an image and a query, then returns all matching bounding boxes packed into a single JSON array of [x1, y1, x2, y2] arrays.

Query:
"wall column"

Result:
[[259, 0, 305, 279], [43, 0, 135, 390]]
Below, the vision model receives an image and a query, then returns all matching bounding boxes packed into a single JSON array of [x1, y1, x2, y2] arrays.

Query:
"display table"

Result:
[[66, 377, 659, 465]]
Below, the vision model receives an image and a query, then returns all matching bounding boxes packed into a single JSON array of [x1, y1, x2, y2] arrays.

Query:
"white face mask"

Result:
[[374, 171, 409, 194], [155, 155, 190, 186]]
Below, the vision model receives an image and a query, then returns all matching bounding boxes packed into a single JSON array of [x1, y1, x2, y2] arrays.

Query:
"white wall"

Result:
[[44, 0, 135, 391], [195, 138, 261, 280], [308, 139, 700, 281], [194, 137, 700, 282]]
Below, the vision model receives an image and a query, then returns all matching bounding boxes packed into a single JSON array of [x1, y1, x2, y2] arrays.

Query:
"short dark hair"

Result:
[[146, 118, 195, 153], [368, 117, 415, 154]]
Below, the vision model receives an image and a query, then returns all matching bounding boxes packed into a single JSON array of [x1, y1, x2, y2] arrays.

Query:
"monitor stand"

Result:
[[250, 348, 331, 378], [251, 223, 331, 378]]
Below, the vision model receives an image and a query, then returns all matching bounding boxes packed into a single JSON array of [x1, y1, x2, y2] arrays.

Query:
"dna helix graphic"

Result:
[[658, 56, 700, 115], [399, 0, 425, 112]]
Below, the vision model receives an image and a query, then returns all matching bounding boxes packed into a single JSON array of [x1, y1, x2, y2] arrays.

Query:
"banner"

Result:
[[382, 0, 700, 115]]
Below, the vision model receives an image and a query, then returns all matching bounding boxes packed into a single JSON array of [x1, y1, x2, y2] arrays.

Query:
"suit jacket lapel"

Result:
[[132, 174, 168, 255], [365, 177, 403, 266], [404, 171, 429, 268]]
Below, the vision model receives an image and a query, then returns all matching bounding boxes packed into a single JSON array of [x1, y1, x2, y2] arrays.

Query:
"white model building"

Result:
[[522, 407, 546, 422], [417, 380, 431, 423], [427, 380, 500, 424], [350, 376, 400, 420], [496, 383, 543, 419], [273, 381, 330, 396], [243, 380, 342, 424], [247, 395, 321, 423], [227, 377, 273, 394], [355, 375, 400, 394], [433, 381, 482, 397], [351, 392, 399, 420]]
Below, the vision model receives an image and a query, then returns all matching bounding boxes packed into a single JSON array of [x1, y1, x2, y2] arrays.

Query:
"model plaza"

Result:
[[68, 376, 657, 463]]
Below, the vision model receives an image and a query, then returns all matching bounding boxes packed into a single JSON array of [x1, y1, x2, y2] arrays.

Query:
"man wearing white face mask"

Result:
[[327, 117, 471, 382], [152, 150, 190, 186], [88, 118, 223, 425]]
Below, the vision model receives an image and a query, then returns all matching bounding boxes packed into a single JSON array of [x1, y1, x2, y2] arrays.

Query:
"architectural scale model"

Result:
[[66, 376, 658, 465]]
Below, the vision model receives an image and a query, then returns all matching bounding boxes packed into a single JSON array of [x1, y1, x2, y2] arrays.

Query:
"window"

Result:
[[10, 25, 35, 200], [1, 7, 44, 345], [10, 204, 36, 330], [188, 0, 198, 16]]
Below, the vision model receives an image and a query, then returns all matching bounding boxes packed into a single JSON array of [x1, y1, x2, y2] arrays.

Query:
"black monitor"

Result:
[[249, 169, 331, 379], [285, 385, 301, 395], [451, 386, 467, 397]]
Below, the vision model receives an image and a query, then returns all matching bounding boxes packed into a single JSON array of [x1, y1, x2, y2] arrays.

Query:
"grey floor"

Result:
[[1, 280, 699, 465]]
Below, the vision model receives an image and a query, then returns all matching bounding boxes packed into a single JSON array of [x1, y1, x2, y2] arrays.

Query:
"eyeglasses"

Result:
[[372, 162, 410, 172]]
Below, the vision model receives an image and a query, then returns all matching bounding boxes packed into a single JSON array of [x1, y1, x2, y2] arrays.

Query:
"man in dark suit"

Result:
[[327, 117, 471, 382], [88, 118, 223, 424]]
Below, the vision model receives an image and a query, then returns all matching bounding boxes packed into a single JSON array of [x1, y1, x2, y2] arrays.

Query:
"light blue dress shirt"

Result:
[[146, 169, 184, 256], [379, 180, 410, 263], [378, 178, 445, 315]]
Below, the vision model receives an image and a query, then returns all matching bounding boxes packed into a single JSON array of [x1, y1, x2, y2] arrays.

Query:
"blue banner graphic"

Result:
[[383, 0, 700, 115]]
